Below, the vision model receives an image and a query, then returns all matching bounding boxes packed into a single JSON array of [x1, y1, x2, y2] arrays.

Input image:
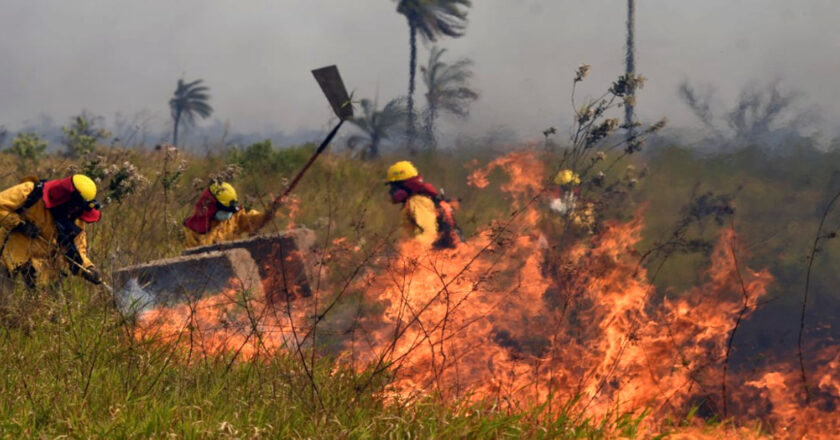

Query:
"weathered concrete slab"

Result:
[[114, 229, 317, 312], [181, 229, 317, 302], [114, 248, 262, 310]]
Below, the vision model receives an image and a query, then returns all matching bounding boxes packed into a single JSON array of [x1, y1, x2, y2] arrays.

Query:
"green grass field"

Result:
[[0, 141, 837, 438]]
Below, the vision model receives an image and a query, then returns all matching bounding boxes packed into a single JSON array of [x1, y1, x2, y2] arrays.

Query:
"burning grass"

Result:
[[0, 282, 667, 438], [102, 150, 840, 438], [1, 123, 840, 437]]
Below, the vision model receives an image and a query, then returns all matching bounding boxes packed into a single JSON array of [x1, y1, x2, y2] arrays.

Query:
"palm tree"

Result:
[[396, 0, 471, 153], [169, 78, 213, 147], [624, 0, 636, 142], [346, 98, 407, 159], [421, 46, 478, 148]]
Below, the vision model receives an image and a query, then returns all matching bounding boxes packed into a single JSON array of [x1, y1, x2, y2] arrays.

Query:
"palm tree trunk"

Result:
[[172, 110, 181, 147], [370, 134, 380, 158], [424, 103, 437, 150], [407, 23, 418, 155], [624, 0, 636, 142]]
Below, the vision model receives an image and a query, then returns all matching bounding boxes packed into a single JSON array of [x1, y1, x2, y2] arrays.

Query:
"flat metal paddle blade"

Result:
[[312, 65, 353, 120]]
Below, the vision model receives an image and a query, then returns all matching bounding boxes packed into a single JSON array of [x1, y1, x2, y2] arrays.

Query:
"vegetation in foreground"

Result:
[[1, 282, 669, 439], [0, 137, 838, 438]]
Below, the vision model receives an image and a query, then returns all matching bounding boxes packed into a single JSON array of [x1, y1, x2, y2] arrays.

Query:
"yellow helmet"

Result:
[[554, 169, 581, 186], [386, 161, 419, 183], [209, 182, 238, 208], [72, 174, 97, 202]]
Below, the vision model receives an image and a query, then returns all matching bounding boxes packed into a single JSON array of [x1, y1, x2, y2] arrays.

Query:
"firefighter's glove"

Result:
[[82, 267, 103, 285], [13, 221, 40, 239]]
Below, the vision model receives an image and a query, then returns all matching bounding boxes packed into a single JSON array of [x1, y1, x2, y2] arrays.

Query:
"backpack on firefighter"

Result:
[[432, 191, 464, 249]]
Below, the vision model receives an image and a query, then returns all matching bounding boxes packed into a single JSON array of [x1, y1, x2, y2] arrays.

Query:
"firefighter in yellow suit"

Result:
[[385, 161, 460, 248], [0, 174, 102, 287], [402, 195, 439, 247], [183, 181, 278, 248]]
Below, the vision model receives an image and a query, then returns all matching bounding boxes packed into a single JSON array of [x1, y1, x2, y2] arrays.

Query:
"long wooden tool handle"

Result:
[[32, 233, 113, 292], [280, 119, 345, 201], [255, 119, 345, 233]]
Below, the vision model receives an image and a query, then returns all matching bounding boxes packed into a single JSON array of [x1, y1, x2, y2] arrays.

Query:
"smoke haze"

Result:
[[1, 0, 838, 144]]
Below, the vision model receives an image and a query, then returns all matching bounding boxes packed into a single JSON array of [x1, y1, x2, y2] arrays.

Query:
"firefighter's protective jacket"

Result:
[[0, 181, 94, 284], [402, 194, 439, 246], [184, 209, 270, 248]]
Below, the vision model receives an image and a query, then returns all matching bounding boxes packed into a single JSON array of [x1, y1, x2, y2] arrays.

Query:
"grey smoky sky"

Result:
[[1, 0, 839, 142]]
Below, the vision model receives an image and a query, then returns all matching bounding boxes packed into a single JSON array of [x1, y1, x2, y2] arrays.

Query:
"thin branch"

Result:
[[798, 188, 840, 403]]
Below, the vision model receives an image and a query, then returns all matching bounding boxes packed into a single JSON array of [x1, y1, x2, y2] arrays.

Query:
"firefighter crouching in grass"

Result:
[[549, 169, 595, 232], [183, 181, 281, 248], [539, 168, 596, 254], [385, 161, 461, 249], [538, 169, 597, 283], [0, 174, 103, 288]]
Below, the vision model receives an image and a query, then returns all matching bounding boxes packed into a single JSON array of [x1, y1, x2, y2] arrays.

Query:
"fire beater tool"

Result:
[[258, 65, 353, 228]]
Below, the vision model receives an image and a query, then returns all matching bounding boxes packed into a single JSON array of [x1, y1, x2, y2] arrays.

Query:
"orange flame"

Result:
[[135, 150, 838, 437], [345, 150, 837, 437], [284, 195, 301, 229], [135, 278, 306, 360]]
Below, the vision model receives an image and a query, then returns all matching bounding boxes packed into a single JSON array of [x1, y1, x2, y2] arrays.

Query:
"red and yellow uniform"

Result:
[[0, 175, 101, 286], [183, 181, 278, 248], [184, 209, 271, 248], [401, 194, 439, 246], [386, 161, 460, 249]]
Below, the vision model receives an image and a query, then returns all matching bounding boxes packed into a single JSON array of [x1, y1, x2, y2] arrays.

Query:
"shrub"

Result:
[[62, 113, 111, 157], [8, 132, 48, 167], [228, 139, 315, 176]]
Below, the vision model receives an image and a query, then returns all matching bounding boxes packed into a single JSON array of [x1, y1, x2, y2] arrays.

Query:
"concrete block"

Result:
[[114, 229, 317, 312], [181, 229, 317, 302], [114, 248, 262, 311]]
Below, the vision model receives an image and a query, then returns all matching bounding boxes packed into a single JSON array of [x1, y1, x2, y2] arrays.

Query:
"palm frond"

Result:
[[181, 79, 205, 91], [346, 97, 407, 157], [397, 0, 471, 42], [169, 77, 214, 127], [346, 134, 371, 151], [421, 45, 478, 144], [422, 48, 478, 119]]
